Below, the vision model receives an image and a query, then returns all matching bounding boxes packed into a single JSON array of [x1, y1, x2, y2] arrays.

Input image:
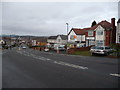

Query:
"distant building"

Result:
[[47, 36, 57, 45], [116, 18, 120, 44], [32, 40, 37, 46], [47, 35, 67, 48], [31, 37, 48, 46], [56, 35, 67, 45]]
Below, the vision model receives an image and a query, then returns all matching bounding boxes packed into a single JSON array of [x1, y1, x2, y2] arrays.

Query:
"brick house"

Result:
[[68, 18, 116, 47], [86, 18, 116, 46], [116, 18, 120, 44]]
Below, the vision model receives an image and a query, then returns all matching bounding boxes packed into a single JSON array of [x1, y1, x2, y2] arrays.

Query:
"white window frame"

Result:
[[88, 31, 93, 36], [96, 40, 104, 46], [58, 39, 61, 42], [70, 35, 75, 40], [97, 30, 103, 35], [119, 35, 120, 43], [89, 39, 95, 45]]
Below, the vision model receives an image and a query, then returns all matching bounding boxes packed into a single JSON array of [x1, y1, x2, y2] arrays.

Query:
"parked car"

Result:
[[54, 47, 66, 51], [54, 44, 66, 51], [44, 48, 49, 52], [22, 46, 26, 49], [90, 46, 113, 56]]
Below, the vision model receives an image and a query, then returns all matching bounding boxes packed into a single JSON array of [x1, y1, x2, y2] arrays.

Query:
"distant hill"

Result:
[[0, 34, 49, 39]]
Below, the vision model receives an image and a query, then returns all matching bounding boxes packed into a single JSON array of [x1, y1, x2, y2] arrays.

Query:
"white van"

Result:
[[54, 44, 65, 51]]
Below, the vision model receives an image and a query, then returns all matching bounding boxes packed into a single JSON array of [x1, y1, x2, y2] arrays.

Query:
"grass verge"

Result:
[[72, 51, 91, 56]]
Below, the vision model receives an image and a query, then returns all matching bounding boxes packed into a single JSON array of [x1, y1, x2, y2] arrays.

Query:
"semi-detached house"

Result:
[[116, 19, 120, 44], [68, 18, 116, 47], [86, 18, 116, 46]]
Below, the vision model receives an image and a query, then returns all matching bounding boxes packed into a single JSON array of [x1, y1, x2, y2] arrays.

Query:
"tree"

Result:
[[91, 21, 97, 27]]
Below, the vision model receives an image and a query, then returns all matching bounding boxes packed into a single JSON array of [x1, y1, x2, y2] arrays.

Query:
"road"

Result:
[[2, 47, 119, 88]]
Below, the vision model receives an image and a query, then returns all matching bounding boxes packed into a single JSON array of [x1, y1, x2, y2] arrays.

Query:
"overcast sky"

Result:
[[2, 2, 118, 36]]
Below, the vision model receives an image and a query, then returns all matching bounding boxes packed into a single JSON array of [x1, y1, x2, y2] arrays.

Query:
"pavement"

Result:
[[2, 47, 119, 88]]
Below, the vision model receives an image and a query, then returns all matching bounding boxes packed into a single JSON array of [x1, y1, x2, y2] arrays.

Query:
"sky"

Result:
[[1, 1, 119, 36]]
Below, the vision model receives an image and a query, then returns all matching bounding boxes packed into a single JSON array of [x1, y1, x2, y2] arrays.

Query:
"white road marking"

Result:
[[23, 54, 29, 56], [16, 51, 22, 54], [110, 73, 120, 77], [38, 58, 46, 61], [23, 51, 26, 52], [1, 52, 6, 54], [54, 61, 88, 70], [46, 58, 51, 60], [16, 50, 88, 70], [31, 54, 36, 57]]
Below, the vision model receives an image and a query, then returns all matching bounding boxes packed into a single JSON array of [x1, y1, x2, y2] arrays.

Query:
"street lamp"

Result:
[[66, 23, 69, 53], [10, 34, 11, 50], [66, 23, 69, 35]]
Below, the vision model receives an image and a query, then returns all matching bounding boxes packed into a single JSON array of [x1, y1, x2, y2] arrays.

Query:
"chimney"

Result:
[[111, 18, 116, 44], [111, 18, 115, 27]]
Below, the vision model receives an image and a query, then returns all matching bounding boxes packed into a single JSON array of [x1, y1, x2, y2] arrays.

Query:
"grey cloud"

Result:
[[2, 2, 118, 36]]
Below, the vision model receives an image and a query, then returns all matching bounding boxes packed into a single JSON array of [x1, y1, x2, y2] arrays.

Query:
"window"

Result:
[[91, 46, 97, 49], [105, 47, 111, 49], [58, 39, 61, 42], [88, 31, 93, 36], [70, 35, 75, 40], [97, 30, 103, 35], [89, 39, 95, 45], [97, 47, 104, 50], [119, 35, 120, 43], [96, 40, 104, 46]]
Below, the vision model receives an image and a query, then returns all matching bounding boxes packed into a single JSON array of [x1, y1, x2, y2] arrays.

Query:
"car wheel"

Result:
[[91, 53, 94, 56], [106, 53, 109, 56]]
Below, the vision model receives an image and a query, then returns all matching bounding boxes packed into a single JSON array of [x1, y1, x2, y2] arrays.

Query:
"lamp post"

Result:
[[10, 34, 11, 50], [66, 23, 69, 53], [66, 23, 69, 35]]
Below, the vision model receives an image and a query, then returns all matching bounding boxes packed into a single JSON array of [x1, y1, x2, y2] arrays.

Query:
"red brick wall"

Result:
[[105, 30, 111, 46], [68, 46, 93, 54], [111, 18, 116, 44], [93, 31, 96, 37]]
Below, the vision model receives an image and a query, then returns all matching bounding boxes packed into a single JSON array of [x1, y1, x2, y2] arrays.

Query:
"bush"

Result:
[[110, 44, 120, 57]]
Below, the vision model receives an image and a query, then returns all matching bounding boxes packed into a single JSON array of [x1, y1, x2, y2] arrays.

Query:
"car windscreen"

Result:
[[96, 47, 104, 50], [105, 47, 111, 49], [91, 46, 96, 49]]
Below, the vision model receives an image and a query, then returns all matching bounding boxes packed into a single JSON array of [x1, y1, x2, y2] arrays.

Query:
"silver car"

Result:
[[22, 46, 26, 49], [90, 46, 113, 56]]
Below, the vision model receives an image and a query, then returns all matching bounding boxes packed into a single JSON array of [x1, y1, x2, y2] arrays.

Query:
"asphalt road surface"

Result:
[[2, 47, 119, 88]]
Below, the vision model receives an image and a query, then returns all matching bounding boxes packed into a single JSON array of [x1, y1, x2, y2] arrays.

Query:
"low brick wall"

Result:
[[68, 46, 93, 54], [32, 47, 45, 51]]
